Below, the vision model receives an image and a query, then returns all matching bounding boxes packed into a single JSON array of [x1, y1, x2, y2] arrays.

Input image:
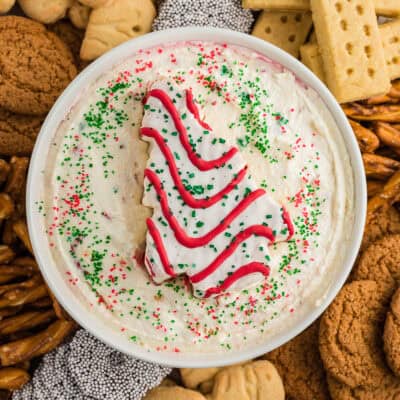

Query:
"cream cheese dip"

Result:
[[42, 41, 354, 354]]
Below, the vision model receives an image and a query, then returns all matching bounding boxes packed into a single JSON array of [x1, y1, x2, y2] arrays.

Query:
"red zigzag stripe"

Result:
[[144, 89, 238, 171]]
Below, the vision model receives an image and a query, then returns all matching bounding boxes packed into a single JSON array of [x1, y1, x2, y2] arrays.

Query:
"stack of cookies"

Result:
[[0, 15, 90, 398], [246, 0, 400, 103], [0, 0, 156, 61]]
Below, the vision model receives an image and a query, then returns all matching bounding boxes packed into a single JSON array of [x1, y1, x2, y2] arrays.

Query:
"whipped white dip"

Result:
[[43, 41, 354, 354]]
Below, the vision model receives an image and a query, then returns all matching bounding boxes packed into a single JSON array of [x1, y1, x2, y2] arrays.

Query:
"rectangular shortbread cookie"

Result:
[[375, 0, 400, 17], [300, 43, 325, 82], [252, 11, 313, 58], [243, 0, 309, 10], [244, 0, 400, 16], [310, 0, 390, 103], [380, 19, 400, 80]]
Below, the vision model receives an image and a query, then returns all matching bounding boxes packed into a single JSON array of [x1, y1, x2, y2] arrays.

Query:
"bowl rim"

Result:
[[26, 26, 367, 368]]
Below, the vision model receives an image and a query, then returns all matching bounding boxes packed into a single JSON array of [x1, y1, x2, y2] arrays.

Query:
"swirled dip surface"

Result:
[[43, 42, 354, 354]]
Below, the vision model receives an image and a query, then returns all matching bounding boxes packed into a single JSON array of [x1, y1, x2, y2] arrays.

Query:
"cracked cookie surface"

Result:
[[0, 107, 43, 155], [0, 16, 76, 115], [264, 321, 330, 400], [384, 287, 400, 377], [319, 280, 389, 389], [352, 235, 400, 302]]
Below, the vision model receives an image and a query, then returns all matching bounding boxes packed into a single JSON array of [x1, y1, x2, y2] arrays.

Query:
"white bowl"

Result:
[[27, 27, 366, 368]]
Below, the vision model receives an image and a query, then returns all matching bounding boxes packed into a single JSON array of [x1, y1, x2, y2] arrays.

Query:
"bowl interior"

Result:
[[27, 27, 366, 368]]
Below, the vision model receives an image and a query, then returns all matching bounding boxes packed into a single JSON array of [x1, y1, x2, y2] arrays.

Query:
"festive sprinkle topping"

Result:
[[41, 41, 349, 354]]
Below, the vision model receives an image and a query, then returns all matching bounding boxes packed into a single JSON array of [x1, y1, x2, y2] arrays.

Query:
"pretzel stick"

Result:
[[367, 180, 384, 198], [362, 153, 400, 179], [0, 265, 36, 285], [348, 120, 380, 152], [0, 320, 76, 366], [0, 368, 29, 390], [0, 310, 55, 336], [4, 157, 29, 202], [0, 161, 10, 187], [0, 247, 15, 265], [0, 196, 13, 222], [12, 220, 33, 255], [28, 297, 52, 309], [0, 276, 42, 296], [375, 122, 400, 149], [343, 104, 400, 122], [2, 220, 16, 246], [0, 285, 47, 309], [12, 257, 39, 272], [0, 308, 23, 321]]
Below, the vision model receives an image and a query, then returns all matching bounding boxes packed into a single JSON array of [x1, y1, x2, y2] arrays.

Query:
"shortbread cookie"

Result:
[[300, 43, 325, 81], [243, 0, 309, 10], [0, 0, 15, 14], [208, 361, 284, 400], [380, 20, 400, 80], [144, 386, 206, 400], [310, 0, 390, 103], [79, 0, 111, 7], [384, 287, 400, 377], [375, 0, 400, 17], [244, 0, 400, 16], [264, 321, 330, 400], [181, 368, 221, 390], [0, 16, 77, 115], [68, 1, 91, 29], [80, 0, 156, 60], [319, 281, 389, 389], [0, 107, 42, 155], [327, 374, 400, 400], [353, 235, 400, 302], [252, 11, 312, 58], [18, 0, 73, 24]]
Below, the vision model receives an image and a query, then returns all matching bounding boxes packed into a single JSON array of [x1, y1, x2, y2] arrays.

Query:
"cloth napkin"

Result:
[[13, 2, 254, 399]]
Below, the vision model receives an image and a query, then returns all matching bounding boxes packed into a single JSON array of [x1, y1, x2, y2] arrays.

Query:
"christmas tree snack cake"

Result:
[[43, 41, 354, 354]]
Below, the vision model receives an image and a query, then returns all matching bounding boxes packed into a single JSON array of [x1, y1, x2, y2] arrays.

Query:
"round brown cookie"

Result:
[[361, 206, 400, 250], [264, 321, 330, 400], [319, 280, 389, 389], [352, 235, 400, 303], [327, 374, 400, 400], [0, 16, 77, 115], [0, 107, 43, 156], [48, 20, 90, 71], [384, 287, 400, 377]]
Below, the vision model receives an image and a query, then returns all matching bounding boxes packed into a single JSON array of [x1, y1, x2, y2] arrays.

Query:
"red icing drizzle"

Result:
[[142, 87, 294, 296], [282, 206, 295, 240], [144, 169, 269, 248], [146, 217, 271, 287], [185, 89, 212, 130], [141, 127, 247, 209], [203, 263, 270, 298], [144, 89, 237, 171]]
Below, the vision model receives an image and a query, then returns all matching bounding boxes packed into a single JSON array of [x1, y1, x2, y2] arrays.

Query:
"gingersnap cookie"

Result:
[[208, 360, 284, 400], [384, 287, 400, 377], [48, 21, 89, 71], [0, 107, 43, 156], [319, 280, 389, 389], [352, 235, 400, 303], [264, 321, 330, 400], [144, 386, 207, 400], [327, 374, 400, 400], [362, 206, 400, 250], [0, 16, 77, 115]]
